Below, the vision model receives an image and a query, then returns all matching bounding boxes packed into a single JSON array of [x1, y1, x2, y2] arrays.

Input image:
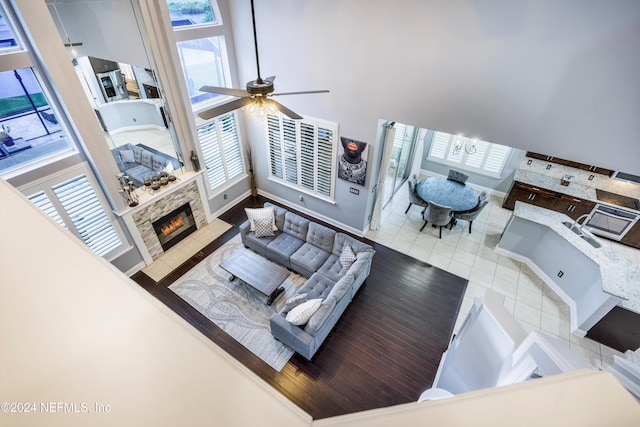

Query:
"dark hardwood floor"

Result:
[[131, 196, 468, 419]]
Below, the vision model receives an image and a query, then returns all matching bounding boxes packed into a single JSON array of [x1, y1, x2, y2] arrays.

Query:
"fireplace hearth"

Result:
[[152, 203, 197, 251]]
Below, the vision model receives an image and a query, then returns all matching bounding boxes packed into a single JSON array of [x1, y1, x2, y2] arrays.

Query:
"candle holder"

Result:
[[117, 173, 139, 207]]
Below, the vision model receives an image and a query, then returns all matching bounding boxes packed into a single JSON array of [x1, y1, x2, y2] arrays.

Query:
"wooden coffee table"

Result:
[[219, 248, 289, 305]]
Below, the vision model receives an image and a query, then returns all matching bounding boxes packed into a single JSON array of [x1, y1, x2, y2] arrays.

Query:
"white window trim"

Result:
[[18, 163, 128, 261], [427, 131, 512, 178], [266, 114, 338, 202]]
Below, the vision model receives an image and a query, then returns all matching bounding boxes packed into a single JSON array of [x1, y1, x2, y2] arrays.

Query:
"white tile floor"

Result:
[[365, 176, 640, 368]]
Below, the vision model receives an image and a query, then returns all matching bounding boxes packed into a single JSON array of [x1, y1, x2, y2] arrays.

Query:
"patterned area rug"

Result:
[[169, 235, 306, 371]]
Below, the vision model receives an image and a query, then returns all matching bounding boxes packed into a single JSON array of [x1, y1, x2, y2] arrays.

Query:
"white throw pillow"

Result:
[[119, 149, 135, 163], [285, 298, 322, 326], [245, 207, 277, 231], [340, 244, 357, 270]]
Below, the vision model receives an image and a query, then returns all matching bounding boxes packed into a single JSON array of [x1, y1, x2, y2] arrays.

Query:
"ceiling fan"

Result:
[[198, 0, 328, 121]]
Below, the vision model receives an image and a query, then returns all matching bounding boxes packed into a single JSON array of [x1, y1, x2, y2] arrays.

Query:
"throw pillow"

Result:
[[285, 293, 308, 310], [285, 298, 322, 326], [119, 149, 135, 163], [245, 207, 277, 231], [164, 161, 174, 173], [254, 217, 275, 238], [340, 244, 357, 270]]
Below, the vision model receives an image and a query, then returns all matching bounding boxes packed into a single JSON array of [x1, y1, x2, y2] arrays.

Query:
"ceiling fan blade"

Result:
[[271, 90, 330, 97], [270, 99, 303, 120], [199, 85, 250, 98], [264, 76, 276, 82], [198, 97, 254, 120]]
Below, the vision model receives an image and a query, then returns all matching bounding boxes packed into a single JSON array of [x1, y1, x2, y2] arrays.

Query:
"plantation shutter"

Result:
[[429, 132, 450, 159], [27, 191, 68, 229], [267, 115, 283, 178], [316, 125, 334, 196], [267, 115, 337, 200], [198, 112, 245, 191], [52, 174, 122, 257], [483, 143, 510, 174], [464, 140, 489, 169], [282, 118, 297, 184]]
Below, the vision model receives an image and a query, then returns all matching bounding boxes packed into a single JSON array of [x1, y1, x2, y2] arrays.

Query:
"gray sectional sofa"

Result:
[[111, 143, 181, 187], [239, 202, 375, 360]]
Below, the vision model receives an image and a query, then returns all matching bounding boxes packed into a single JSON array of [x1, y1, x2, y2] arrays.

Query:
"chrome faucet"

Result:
[[572, 213, 592, 232]]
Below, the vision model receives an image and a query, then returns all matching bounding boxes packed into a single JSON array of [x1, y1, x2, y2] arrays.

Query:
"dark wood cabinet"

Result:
[[553, 194, 596, 221], [620, 221, 640, 249], [525, 152, 614, 177], [502, 181, 557, 211], [503, 181, 596, 221]]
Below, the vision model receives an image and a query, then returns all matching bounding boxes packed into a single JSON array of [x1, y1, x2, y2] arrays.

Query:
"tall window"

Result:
[[267, 114, 337, 200], [0, 6, 75, 176], [427, 131, 512, 178], [21, 165, 125, 259], [168, 0, 229, 109], [197, 112, 244, 192]]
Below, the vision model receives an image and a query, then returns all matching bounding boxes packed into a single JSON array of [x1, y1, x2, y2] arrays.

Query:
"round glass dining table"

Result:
[[416, 176, 479, 212]]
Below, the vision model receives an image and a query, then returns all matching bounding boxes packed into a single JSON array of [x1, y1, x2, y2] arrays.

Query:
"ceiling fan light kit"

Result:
[[198, 0, 328, 121]]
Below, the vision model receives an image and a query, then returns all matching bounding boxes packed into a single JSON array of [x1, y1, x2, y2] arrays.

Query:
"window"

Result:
[[198, 112, 244, 192], [267, 114, 337, 200], [177, 36, 227, 105], [0, 7, 19, 51], [0, 4, 75, 177], [427, 131, 512, 178], [166, 0, 219, 28], [22, 165, 125, 259], [169, 0, 229, 109]]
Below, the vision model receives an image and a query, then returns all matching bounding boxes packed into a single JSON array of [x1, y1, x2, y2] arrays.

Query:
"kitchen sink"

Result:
[[561, 221, 602, 248]]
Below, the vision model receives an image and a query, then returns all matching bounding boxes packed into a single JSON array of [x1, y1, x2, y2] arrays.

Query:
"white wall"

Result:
[[231, 0, 640, 178]]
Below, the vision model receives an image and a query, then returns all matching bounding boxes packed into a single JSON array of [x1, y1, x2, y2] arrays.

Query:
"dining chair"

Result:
[[420, 201, 453, 238], [478, 190, 489, 202], [453, 197, 489, 233], [405, 176, 428, 214], [447, 169, 469, 184]]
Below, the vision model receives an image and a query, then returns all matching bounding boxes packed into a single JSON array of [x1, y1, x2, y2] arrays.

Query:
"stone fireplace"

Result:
[[129, 178, 208, 261]]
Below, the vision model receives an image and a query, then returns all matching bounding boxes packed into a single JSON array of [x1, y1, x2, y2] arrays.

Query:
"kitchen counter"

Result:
[[508, 202, 640, 315], [515, 157, 640, 210]]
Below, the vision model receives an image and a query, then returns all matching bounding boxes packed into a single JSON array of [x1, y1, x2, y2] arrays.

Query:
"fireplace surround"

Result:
[[124, 175, 209, 263]]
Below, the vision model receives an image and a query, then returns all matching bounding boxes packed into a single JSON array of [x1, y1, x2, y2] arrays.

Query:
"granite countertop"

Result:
[[515, 157, 640, 208], [512, 202, 640, 314]]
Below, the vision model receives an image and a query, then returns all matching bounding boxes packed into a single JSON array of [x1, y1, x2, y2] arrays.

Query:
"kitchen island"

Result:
[[496, 202, 640, 348]]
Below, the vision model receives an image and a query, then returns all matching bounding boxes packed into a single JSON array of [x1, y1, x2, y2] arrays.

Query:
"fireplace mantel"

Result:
[[114, 171, 212, 265]]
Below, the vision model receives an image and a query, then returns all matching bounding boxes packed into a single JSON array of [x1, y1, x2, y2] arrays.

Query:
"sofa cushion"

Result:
[[266, 233, 305, 266], [140, 150, 153, 169], [124, 164, 156, 184], [254, 217, 275, 238], [245, 207, 277, 231], [264, 202, 287, 230], [340, 244, 357, 269], [285, 293, 308, 310], [152, 154, 167, 172], [295, 273, 334, 301], [305, 222, 336, 253], [304, 298, 337, 335], [317, 254, 345, 283], [332, 233, 372, 258], [286, 298, 322, 326], [290, 242, 331, 277], [283, 212, 310, 241], [132, 145, 144, 163], [242, 228, 279, 250]]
